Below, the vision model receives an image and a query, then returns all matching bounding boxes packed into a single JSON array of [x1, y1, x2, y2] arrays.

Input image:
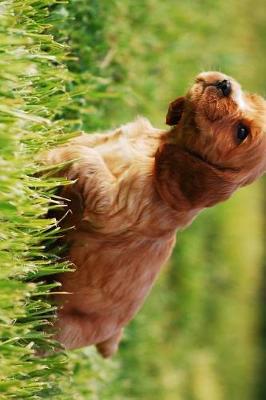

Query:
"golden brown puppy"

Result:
[[45, 71, 266, 358]]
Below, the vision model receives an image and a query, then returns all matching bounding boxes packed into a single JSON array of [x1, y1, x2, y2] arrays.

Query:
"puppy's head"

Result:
[[160, 72, 266, 209]]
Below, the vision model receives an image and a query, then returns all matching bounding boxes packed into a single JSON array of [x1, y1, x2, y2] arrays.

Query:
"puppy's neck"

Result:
[[154, 141, 238, 214], [154, 143, 199, 213]]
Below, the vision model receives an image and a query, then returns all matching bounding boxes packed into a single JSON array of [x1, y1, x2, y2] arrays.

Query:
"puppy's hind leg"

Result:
[[96, 329, 123, 358], [55, 312, 98, 350]]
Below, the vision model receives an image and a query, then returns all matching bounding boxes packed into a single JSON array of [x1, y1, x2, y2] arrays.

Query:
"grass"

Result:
[[0, 1, 113, 398], [0, 0, 265, 399]]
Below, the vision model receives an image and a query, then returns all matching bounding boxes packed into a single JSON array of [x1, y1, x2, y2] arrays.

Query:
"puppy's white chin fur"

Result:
[[232, 88, 251, 112]]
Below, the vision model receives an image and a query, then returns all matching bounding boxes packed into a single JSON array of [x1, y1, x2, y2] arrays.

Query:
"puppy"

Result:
[[45, 71, 266, 357]]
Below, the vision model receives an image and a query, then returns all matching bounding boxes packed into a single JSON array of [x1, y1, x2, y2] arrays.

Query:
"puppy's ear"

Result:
[[166, 97, 185, 126], [155, 144, 239, 210]]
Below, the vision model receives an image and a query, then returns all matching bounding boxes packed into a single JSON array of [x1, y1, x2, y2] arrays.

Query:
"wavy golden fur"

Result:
[[44, 72, 266, 357]]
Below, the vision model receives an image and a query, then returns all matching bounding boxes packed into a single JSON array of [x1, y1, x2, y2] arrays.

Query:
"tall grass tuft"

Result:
[[0, 1, 114, 398]]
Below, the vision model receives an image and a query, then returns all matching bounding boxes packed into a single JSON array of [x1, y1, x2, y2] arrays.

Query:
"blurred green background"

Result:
[[61, 1, 265, 399], [1, 0, 265, 399]]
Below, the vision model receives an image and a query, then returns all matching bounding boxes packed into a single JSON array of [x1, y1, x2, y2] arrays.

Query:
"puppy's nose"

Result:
[[216, 79, 232, 97]]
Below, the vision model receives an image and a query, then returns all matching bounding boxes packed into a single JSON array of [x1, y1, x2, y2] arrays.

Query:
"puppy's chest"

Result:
[[103, 237, 175, 310], [68, 233, 176, 304]]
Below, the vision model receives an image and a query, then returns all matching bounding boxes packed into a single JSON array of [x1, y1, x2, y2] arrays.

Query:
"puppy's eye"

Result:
[[237, 124, 249, 142]]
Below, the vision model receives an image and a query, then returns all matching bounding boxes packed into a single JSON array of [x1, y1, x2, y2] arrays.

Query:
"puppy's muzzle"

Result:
[[195, 72, 233, 98], [215, 79, 232, 97]]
